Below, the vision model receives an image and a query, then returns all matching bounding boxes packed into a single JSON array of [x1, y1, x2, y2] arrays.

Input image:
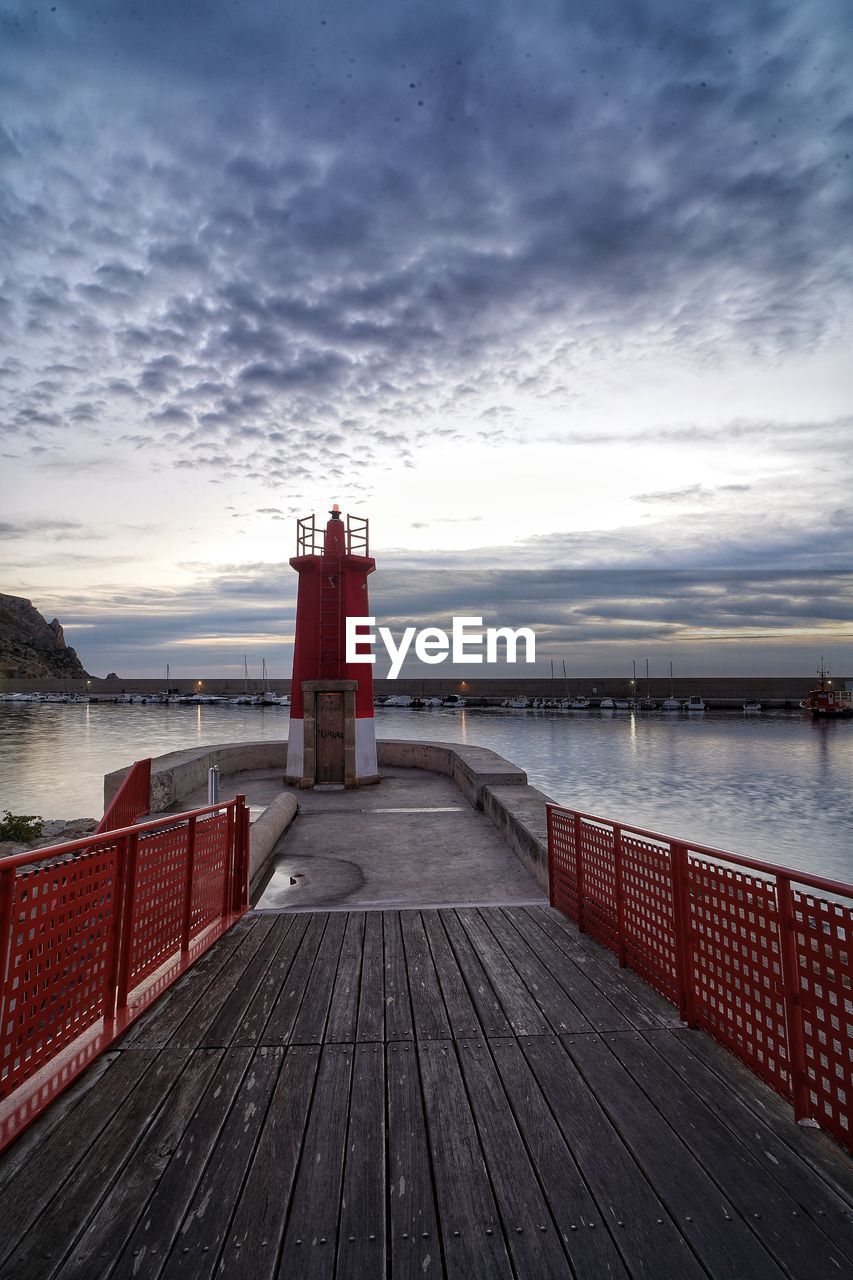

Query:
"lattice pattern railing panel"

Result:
[[190, 813, 230, 934], [689, 858, 788, 1093], [549, 809, 579, 923], [126, 826, 188, 989], [577, 820, 618, 953], [95, 758, 151, 835], [792, 891, 853, 1149], [0, 846, 119, 1096], [621, 833, 679, 1004]]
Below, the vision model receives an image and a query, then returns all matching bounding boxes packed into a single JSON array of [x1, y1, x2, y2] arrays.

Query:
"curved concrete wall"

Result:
[[105, 740, 289, 813], [105, 735, 552, 895]]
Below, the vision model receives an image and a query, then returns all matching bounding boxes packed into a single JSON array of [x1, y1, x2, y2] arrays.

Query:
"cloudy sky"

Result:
[[1, 0, 851, 678]]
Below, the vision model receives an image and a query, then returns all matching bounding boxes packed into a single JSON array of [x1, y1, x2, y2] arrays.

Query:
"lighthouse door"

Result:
[[316, 691, 345, 784]]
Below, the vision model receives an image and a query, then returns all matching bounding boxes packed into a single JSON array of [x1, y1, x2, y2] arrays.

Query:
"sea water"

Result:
[[0, 702, 850, 882]]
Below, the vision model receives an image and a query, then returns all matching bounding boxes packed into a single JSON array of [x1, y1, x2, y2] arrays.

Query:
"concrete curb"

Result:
[[250, 793, 298, 896], [481, 784, 553, 893], [375, 738, 528, 806]]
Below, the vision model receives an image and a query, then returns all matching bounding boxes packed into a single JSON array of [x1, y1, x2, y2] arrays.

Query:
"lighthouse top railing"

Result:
[[295, 512, 369, 557]]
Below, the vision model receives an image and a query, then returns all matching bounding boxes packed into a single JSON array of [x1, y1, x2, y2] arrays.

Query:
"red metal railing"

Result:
[[94, 757, 151, 834], [0, 795, 250, 1152], [295, 512, 370, 557], [547, 804, 853, 1152]]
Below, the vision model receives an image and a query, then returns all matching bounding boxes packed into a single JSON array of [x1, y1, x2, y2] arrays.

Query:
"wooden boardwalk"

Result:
[[1, 905, 851, 1279]]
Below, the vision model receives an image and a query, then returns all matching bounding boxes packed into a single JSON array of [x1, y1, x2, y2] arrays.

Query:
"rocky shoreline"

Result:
[[0, 817, 97, 858]]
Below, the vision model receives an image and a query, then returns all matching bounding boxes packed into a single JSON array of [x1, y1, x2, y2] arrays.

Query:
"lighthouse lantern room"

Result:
[[285, 505, 379, 788]]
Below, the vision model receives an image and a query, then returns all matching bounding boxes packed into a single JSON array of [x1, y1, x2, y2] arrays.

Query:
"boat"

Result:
[[422, 696, 443, 707], [638, 659, 656, 711], [684, 695, 706, 712], [599, 697, 616, 710], [799, 661, 853, 718], [661, 663, 680, 712], [384, 694, 415, 707], [502, 696, 529, 709], [613, 697, 632, 711], [569, 696, 590, 710], [743, 700, 762, 714], [443, 694, 467, 709]]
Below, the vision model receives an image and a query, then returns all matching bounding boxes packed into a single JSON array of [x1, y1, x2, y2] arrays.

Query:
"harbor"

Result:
[[1, 506, 852, 1280]]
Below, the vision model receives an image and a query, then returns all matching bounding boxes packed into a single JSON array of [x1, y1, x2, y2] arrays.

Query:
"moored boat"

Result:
[[799, 661, 853, 718]]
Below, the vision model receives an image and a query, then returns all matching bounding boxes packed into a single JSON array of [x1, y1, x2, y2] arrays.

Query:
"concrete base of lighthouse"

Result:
[[285, 680, 379, 789]]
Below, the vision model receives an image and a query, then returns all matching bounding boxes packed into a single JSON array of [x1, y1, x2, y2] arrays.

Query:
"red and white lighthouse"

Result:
[[285, 505, 378, 787]]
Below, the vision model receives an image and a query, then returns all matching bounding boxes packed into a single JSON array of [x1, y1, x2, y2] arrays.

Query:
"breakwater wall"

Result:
[[3, 674, 849, 702]]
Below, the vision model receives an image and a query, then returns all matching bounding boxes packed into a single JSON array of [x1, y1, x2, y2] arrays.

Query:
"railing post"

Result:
[[573, 812, 585, 932], [613, 824, 627, 967], [103, 834, 130, 1025], [231, 795, 249, 914], [777, 873, 811, 1122], [115, 831, 139, 1014], [0, 866, 17, 1077], [670, 842, 697, 1026], [546, 804, 556, 907], [180, 816, 198, 953]]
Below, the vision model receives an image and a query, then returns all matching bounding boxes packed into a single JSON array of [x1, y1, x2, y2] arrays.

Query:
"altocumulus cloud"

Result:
[[1, 0, 851, 490], [1, 0, 852, 675]]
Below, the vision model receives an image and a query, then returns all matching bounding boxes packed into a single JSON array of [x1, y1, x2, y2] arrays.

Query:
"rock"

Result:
[[0, 817, 98, 858], [0, 593, 89, 680]]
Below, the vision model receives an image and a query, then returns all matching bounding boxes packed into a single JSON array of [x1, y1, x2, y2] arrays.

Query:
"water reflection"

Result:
[[0, 703, 850, 881]]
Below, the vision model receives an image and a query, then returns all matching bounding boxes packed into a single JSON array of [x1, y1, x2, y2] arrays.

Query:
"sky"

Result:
[[1, 0, 851, 679]]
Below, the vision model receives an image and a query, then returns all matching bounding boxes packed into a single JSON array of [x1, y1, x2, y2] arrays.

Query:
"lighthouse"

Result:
[[285, 505, 379, 788]]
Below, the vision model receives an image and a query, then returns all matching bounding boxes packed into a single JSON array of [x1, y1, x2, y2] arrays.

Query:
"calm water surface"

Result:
[[0, 703, 850, 882]]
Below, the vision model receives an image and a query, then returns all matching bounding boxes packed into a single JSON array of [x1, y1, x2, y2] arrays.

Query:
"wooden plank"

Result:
[[655, 1029, 853, 1223], [387, 1041, 445, 1280], [0, 1048, 188, 1280], [503, 906, 636, 1032], [671, 1026, 853, 1207], [490, 1038, 628, 1279], [261, 913, 328, 1044], [439, 910, 511, 1038], [454, 909, 549, 1037], [326, 912, 365, 1044], [159, 914, 278, 1049], [0, 1049, 156, 1269], [0, 1050, 119, 1195], [525, 906, 679, 1028], [417, 1039, 513, 1279], [618, 1030, 853, 1267], [109, 1047, 253, 1280], [121, 915, 261, 1047], [53, 1049, 222, 1280], [520, 1034, 707, 1280], [198, 915, 293, 1047], [400, 911, 451, 1041], [356, 911, 384, 1042], [336, 1042, 386, 1280], [291, 913, 348, 1044], [278, 1042, 354, 1278], [420, 910, 481, 1039], [564, 1033, 788, 1279], [234, 913, 312, 1046], [478, 908, 592, 1034], [383, 912, 414, 1043], [456, 1038, 573, 1278], [157, 1047, 282, 1280], [217, 1044, 321, 1280]]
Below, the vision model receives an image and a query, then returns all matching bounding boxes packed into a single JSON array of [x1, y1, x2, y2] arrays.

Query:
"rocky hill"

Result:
[[0, 593, 89, 680]]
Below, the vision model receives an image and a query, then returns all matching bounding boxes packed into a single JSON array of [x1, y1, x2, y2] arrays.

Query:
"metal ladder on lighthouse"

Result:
[[318, 550, 343, 678]]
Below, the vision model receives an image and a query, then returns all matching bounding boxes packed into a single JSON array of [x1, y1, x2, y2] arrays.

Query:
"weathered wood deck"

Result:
[[1, 905, 851, 1279]]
